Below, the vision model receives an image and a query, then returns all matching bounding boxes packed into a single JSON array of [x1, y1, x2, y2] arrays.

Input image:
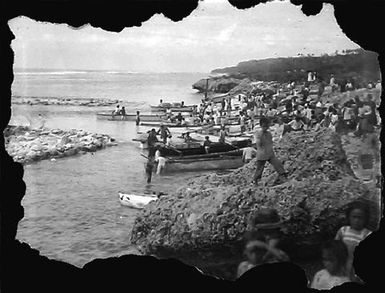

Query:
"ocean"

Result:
[[10, 69, 217, 267]]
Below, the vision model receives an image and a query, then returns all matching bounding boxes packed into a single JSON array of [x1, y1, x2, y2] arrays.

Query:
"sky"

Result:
[[9, 0, 360, 73]]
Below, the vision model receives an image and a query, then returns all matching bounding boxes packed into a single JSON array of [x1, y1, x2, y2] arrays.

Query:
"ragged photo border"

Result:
[[1, 0, 384, 291]]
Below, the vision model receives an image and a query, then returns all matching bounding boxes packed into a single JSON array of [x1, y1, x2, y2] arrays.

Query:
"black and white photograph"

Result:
[[2, 0, 383, 290]]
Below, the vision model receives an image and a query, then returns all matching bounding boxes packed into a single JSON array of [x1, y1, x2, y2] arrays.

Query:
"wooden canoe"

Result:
[[150, 105, 196, 113], [96, 112, 167, 122], [139, 121, 203, 129], [156, 150, 244, 173]]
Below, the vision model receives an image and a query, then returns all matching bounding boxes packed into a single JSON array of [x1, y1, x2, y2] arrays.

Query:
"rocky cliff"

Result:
[[192, 76, 247, 93], [193, 50, 380, 96], [129, 129, 381, 279]]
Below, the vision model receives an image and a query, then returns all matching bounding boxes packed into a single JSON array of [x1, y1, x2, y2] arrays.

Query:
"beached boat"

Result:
[[155, 149, 244, 173], [96, 112, 167, 122], [139, 121, 204, 129], [150, 103, 197, 113], [159, 141, 248, 156]]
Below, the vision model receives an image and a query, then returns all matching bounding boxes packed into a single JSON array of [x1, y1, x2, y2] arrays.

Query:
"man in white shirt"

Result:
[[154, 146, 167, 175]]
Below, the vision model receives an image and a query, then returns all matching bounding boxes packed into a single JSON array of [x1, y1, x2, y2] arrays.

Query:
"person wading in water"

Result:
[[157, 124, 171, 144]]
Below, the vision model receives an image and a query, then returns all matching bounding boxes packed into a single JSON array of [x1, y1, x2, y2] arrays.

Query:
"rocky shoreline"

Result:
[[129, 128, 381, 280], [4, 125, 118, 165], [11, 96, 121, 107]]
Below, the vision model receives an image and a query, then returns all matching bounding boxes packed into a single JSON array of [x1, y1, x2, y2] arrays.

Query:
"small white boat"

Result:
[[118, 192, 158, 209]]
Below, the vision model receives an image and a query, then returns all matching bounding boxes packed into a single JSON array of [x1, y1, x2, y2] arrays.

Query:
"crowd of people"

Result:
[[137, 75, 379, 288], [140, 73, 380, 185], [237, 201, 373, 289], [161, 75, 380, 146]]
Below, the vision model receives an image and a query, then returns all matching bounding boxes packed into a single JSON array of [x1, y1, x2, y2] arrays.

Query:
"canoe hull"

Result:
[[150, 106, 195, 113], [139, 122, 203, 129], [158, 154, 244, 173], [96, 113, 166, 122]]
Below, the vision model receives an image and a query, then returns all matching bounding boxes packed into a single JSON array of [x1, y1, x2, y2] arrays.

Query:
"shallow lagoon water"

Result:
[[14, 104, 218, 267], [10, 70, 234, 267]]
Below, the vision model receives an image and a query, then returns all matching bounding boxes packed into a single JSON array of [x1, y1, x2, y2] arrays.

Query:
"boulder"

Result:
[[130, 129, 380, 279], [63, 148, 78, 157], [48, 148, 59, 156], [227, 78, 254, 96], [192, 77, 243, 93]]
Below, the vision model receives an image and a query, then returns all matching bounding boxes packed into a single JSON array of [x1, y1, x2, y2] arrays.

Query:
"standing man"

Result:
[[120, 106, 126, 120], [365, 94, 377, 126], [147, 128, 158, 157], [219, 126, 227, 144], [145, 157, 155, 184], [135, 110, 140, 126], [253, 117, 287, 186]]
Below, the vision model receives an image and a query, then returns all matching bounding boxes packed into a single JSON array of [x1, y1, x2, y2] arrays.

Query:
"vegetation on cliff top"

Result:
[[210, 48, 380, 84]]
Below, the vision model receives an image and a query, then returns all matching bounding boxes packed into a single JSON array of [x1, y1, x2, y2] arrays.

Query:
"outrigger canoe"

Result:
[[139, 121, 204, 129], [96, 112, 167, 122], [150, 104, 196, 113], [154, 149, 244, 173]]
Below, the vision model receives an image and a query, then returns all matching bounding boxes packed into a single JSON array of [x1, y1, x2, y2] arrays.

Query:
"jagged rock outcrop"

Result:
[[4, 125, 117, 164], [129, 129, 381, 279], [192, 77, 245, 93]]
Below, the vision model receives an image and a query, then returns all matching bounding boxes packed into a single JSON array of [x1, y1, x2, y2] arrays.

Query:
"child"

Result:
[[237, 209, 290, 278], [310, 240, 351, 290], [236, 231, 265, 278], [335, 201, 372, 280], [250, 208, 290, 264]]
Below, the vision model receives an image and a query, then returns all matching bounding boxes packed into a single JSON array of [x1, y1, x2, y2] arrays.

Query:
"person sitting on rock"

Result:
[[283, 116, 305, 135], [310, 240, 351, 290], [335, 201, 372, 281], [253, 117, 287, 186]]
